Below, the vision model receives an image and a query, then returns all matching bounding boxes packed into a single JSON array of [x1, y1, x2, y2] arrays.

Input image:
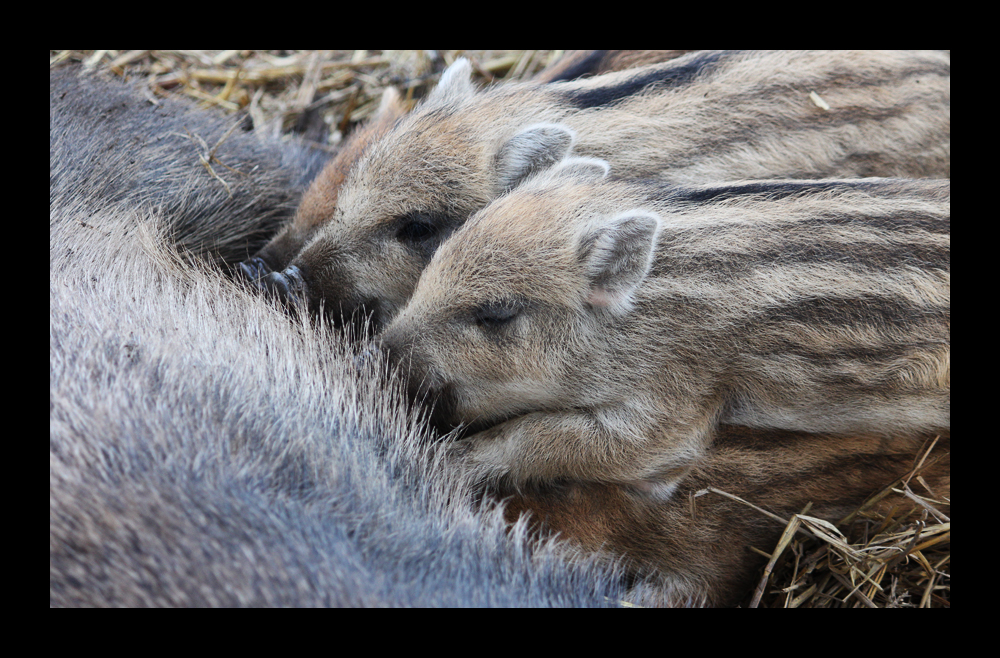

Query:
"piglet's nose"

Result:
[[237, 257, 271, 283], [261, 265, 307, 307]]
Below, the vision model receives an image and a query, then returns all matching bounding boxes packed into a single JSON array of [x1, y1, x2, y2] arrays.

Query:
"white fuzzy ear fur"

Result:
[[580, 211, 661, 316], [376, 86, 403, 115], [496, 123, 576, 192], [429, 58, 476, 101], [548, 156, 610, 182]]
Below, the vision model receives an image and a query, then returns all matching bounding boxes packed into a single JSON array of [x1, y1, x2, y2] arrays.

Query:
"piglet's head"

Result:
[[379, 158, 661, 433]]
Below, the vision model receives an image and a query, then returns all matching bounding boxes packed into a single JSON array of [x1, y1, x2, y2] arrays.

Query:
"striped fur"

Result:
[[255, 51, 950, 330], [532, 50, 695, 83], [243, 50, 691, 301], [380, 163, 950, 492]]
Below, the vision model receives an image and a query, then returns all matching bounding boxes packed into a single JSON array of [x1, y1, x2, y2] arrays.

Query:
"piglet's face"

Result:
[[380, 174, 660, 434]]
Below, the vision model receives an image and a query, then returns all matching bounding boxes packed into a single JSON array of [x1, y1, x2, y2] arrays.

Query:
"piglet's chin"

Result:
[[435, 408, 529, 441]]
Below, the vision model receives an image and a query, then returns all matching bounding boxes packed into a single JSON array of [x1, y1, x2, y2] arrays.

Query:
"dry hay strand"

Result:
[[732, 436, 950, 608], [49, 50, 567, 150]]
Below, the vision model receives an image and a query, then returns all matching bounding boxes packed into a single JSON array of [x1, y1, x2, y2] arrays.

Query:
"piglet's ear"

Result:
[[579, 211, 661, 316], [495, 123, 576, 192], [549, 156, 610, 182], [375, 86, 407, 120], [428, 58, 476, 101]]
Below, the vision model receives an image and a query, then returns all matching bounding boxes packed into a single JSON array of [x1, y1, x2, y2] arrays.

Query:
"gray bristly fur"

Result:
[[49, 85, 628, 605], [49, 66, 330, 268], [49, 199, 628, 607]]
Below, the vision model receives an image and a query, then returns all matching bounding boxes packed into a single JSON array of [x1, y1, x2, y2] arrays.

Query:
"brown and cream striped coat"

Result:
[[380, 161, 950, 494], [246, 51, 950, 331]]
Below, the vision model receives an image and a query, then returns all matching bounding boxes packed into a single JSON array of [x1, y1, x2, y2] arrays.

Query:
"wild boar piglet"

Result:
[[248, 50, 950, 331], [241, 50, 695, 283], [381, 158, 951, 495]]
